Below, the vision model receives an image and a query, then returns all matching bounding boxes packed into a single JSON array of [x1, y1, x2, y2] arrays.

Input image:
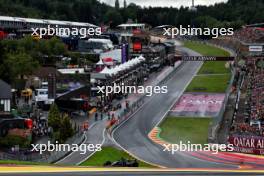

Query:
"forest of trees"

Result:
[[0, 0, 263, 29], [0, 0, 263, 85], [0, 35, 100, 84], [0, 36, 66, 84]]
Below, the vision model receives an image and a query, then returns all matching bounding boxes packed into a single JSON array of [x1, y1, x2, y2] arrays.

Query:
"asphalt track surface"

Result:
[[55, 120, 107, 165], [112, 46, 236, 168], [1, 171, 264, 176]]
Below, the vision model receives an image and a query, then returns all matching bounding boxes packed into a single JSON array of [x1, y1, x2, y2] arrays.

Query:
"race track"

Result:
[[112, 46, 235, 168]]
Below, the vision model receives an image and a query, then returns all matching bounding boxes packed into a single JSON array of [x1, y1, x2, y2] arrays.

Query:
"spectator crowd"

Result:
[[233, 27, 264, 43], [230, 57, 264, 137]]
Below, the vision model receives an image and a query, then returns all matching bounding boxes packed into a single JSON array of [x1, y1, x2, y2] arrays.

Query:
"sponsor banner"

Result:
[[228, 135, 264, 155], [174, 56, 235, 61], [170, 93, 225, 117], [249, 45, 263, 52], [232, 147, 264, 155], [133, 42, 142, 52], [121, 43, 128, 63]]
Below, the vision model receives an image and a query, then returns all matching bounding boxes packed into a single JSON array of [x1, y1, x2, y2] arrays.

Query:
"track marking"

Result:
[[110, 97, 165, 168], [154, 61, 203, 128], [55, 121, 100, 164], [110, 45, 235, 168], [110, 61, 203, 168], [76, 128, 106, 165]]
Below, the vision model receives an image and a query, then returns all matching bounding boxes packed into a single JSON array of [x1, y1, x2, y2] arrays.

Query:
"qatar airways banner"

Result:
[[228, 135, 264, 155], [170, 93, 225, 117]]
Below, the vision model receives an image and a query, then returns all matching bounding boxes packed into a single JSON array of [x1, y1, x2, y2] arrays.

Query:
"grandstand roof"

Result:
[[0, 16, 98, 27]]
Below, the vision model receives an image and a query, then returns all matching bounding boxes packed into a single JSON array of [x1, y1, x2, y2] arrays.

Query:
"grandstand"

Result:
[[211, 23, 264, 146], [230, 57, 264, 137], [234, 26, 264, 44], [0, 16, 98, 30], [210, 24, 264, 57]]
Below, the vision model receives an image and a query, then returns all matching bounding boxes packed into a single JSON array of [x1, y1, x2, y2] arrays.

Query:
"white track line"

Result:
[[76, 128, 106, 165], [110, 45, 234, 168], [154, 61, 203, 128], [110, 62, 201, 168], [55, 121, 99, 164], [148, 61, 237, 168]]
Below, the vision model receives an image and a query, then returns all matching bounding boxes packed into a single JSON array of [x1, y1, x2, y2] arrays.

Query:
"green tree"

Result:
[[59, 114, 74, 142], [115, 0, 120, 9], [1, 0, 264, 27], [0, 35, 68, 84], [123, 0, 127, 8], [0, 135, 31, 148], [19, 35, 36, 52], [4, 52, 39, 79], [104, 9, 123, 27], [194, 16, 221, 28], [48, 37, 67, 56], [48, 103, 61, 132]]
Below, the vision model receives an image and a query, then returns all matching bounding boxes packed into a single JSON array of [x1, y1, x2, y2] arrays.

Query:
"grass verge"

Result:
[[159, 116, 211, 145], [185, 74, 231, 93], [198, 61, 230, 74], [157, 41, 228, 147], [80, 147, 154, 167], [184, 41, 231, 93], [184, 41, 230, 57]]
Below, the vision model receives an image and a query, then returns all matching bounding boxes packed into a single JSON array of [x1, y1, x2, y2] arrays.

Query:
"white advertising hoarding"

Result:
[[249, 45, 263, 52]]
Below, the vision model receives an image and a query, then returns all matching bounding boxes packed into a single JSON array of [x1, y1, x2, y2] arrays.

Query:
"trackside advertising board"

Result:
[[249, 45, 263, 52], [228, 135, 264, 155]]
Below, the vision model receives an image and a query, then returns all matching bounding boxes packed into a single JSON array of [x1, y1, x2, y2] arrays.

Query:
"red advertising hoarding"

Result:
[[228, 135, 264, 155], [133, 42, 142, 52]]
